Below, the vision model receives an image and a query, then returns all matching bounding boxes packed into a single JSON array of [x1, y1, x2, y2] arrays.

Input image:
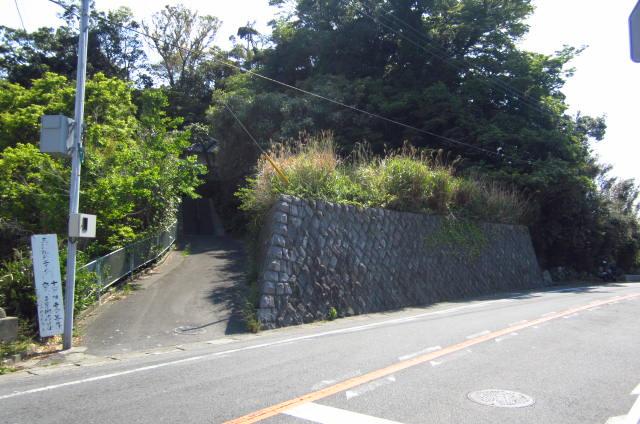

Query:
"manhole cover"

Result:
[[467, 390, 535, 408], [173, 326, 206, 335]]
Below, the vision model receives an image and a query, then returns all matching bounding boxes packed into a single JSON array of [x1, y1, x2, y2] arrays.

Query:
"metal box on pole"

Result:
[[68, 213, 96, 238], [40, 115, 74, 156]]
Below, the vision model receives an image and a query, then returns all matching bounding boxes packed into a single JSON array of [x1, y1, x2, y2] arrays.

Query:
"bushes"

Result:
[[0, 247, 98, 329], [237, 134, 529, 225]]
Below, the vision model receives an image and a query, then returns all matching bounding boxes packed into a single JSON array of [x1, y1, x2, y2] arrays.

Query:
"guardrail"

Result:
[[79, 222, 177, 297]]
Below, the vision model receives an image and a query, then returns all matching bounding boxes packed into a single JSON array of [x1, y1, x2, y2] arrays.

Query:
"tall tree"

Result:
[[142, 4, 222, 123], [0, 7, 146, 85], [209, 0, 639, 271], [143, 4, 220, 87]]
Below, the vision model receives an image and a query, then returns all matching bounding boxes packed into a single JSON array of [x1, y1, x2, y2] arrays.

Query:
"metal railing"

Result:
[[79, 222, 177, 295]]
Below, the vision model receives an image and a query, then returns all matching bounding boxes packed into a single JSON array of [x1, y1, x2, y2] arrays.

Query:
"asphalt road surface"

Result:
[[1, 282, 639, 424], [81, 235, 246, 356]]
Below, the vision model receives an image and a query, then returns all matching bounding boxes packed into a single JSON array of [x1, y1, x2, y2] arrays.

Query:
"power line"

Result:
[[47, 0, 536, 166], [356, 0, 550, 117], [218, 99, 266, 155], [47, 0, 502, 159], [13, 0, 26, 32], [217, 98, 290, 184], [354, 0, 556, 120], [216, 57, 501, 158]]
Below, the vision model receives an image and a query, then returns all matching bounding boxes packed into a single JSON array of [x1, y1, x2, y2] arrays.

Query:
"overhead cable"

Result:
[[13, 0, 27, 31], [48, 0, 540, 165], [354, 0, 556, 120]]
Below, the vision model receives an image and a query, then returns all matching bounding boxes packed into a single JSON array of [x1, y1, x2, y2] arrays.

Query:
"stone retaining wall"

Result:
[[256, 195, 544, 329]]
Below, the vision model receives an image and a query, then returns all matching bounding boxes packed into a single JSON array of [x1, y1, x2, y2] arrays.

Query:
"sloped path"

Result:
[[80, 235, 246, 356]]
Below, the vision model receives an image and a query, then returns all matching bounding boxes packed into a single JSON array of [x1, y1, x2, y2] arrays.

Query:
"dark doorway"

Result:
[[181, 197, 216, 235]]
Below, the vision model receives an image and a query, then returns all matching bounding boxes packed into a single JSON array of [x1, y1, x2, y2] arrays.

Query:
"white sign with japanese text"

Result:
[[31, 234, 65, 337]]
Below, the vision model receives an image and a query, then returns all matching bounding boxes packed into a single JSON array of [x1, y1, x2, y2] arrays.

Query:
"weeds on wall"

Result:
[[236, 133, 530, 225], [235, 134, 530, 329], [426, 218, 488, 260]]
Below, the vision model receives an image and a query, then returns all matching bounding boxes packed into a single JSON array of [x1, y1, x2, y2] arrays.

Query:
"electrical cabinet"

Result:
[[69, 213, 96, 238], [40, 115, 74, 156]]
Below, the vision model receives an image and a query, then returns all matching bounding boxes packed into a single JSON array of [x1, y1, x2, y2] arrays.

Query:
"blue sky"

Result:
[[2, 0, 638, 182]]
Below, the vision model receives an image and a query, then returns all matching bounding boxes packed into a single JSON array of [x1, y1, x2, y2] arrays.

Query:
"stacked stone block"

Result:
[[256, 195, 544, 329]]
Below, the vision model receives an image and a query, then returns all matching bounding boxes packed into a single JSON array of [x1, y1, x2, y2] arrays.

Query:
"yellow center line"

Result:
[[224, 293, 640, 424]]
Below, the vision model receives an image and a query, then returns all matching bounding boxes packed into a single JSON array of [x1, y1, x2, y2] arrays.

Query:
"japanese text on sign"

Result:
[[31, 234, 65, 337]]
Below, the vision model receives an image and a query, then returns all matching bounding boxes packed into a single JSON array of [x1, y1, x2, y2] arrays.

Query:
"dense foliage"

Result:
[[211, 0, 639, 272], [1, 0, 639, 331], [0, 72, 205, 323]]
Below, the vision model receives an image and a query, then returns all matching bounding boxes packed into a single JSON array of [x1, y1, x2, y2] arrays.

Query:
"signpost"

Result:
[[38, 0, 94, 350], [31, 235, 65, 338], [631, 0, 640, 62], [62, 0, 91, 350]]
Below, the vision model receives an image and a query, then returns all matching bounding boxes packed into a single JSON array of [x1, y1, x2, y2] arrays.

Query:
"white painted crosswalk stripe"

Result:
[[285, 402, 404, 424], [605, 382, 640, 424]]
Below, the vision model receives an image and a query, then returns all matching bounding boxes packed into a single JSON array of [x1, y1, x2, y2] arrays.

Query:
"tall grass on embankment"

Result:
[[236, 134, 530, 226]]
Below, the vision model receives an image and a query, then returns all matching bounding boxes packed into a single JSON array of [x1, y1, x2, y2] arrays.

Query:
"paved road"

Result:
[[1, 282, 639, 424], [81, 235, 246, 355]]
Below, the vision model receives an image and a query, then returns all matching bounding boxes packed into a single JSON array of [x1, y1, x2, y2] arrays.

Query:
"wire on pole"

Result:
[[47, 0, 542, 169], [13, 0, 26, 32]]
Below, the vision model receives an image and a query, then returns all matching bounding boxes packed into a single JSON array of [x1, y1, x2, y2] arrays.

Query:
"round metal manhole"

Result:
[[467, 390, 535, 408], [173, 325, 206, 336]]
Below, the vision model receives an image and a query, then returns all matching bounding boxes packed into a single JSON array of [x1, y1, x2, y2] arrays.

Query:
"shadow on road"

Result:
[[82, 233, 250, 355], [177, 235, 248, 335]]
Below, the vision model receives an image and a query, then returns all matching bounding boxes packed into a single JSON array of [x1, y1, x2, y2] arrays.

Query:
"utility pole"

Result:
[[63, 0, 90, 350]]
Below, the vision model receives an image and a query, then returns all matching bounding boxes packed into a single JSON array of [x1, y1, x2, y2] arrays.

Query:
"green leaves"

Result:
[[0, 72, 205, 257]]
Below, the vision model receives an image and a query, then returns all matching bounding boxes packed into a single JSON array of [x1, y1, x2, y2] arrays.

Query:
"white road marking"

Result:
[[466, 330, 491, 339], [625, 388, 640, 424], [285, 402, 404, 424], [563, 313, 580, 319], [532, 322, 550, 329], [495, 332, 519, 342], [398, 345, 442, 361], [430, 349, 472, 366], [0, 299, 516, 401], [0, 355, 206, 401], [311, 370, 362, 391], [606, 382, 640, 424], [2, 286, 637, 401], [205, 338, 236, 345], [345, 376, 396, 400]]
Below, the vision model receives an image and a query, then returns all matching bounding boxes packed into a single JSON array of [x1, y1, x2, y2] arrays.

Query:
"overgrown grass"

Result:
[[235, 134, 531, 330], [236, 133, 530, 225]]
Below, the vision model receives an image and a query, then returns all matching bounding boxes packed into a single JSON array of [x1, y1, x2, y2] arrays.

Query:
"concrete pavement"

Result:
[[80, 235, 247, 356], [1, 282, 639, 423]]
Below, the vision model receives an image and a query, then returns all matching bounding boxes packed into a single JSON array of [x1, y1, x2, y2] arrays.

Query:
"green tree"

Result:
[[0, 72, 205, 257], [210, 0, 639, 272], [0, 6, 147, 86]]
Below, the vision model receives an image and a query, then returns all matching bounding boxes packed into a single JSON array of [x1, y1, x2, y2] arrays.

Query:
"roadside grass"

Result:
[[235, 133, 532, 330], [236, 133, 531, 225]]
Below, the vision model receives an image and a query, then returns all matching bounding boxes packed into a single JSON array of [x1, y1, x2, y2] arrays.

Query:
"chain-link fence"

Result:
[[79, 222, 177, 297]]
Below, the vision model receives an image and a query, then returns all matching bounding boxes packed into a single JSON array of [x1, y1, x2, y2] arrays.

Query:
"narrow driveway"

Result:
[[81, 235, 246, 355]]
